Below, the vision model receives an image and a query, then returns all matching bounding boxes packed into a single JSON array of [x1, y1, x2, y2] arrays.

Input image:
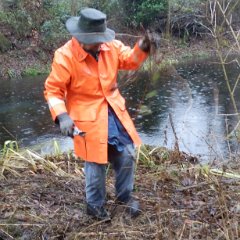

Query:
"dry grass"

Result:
[[0, 143, 239, 239]]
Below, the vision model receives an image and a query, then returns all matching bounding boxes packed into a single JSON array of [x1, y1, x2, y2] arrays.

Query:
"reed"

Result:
[[0, 140, 83, 179]]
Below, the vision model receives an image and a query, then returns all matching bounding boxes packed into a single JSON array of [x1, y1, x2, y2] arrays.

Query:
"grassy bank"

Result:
[[0, 143, 239, 239], [0, 48, 51, 79], [0, 36, 216, 80]]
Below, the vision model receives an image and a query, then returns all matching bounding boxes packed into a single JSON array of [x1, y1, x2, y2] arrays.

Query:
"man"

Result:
[[44, 8, 150, 221]]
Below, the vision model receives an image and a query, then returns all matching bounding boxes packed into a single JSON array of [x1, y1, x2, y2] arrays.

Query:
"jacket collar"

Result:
[[71, 37, 110, 62]]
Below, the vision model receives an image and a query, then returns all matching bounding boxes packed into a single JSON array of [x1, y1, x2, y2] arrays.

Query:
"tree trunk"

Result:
[[165, 0, 171, 39], [71, 0, 78, 16]]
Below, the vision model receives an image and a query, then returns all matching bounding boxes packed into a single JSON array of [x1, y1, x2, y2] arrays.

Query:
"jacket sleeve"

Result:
[[44, 49, 71, 121], [114, 40, 149, 70]]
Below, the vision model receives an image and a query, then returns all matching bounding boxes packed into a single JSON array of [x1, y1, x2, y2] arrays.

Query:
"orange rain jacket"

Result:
[[44, 37, 148, 164]]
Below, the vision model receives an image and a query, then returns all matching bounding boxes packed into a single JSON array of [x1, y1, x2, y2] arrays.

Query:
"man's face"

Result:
[[81, 43, 102, 54]]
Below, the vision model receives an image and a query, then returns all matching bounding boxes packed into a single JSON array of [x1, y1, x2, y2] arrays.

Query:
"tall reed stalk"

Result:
[[207, 0, 240, 139]]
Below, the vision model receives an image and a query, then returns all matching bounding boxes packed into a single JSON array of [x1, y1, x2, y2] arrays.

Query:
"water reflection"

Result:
[[0, 76, 59, 146], [123, 57, 240, 161], [0, 57, 239, 161]]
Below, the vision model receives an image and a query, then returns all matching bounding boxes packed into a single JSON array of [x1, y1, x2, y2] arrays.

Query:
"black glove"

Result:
[[139, 33, 151, 52], [57, 112, 74, 137]]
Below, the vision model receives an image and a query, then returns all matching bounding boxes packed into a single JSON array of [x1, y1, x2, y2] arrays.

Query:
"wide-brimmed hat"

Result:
[[66, 8, 115, 44]]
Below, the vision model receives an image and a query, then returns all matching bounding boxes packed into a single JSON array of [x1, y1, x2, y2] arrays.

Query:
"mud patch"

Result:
[[0, 147, 239, 239]]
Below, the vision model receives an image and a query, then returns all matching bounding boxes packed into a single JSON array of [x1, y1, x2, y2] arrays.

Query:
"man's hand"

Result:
[[139, 31, 158, 53], [57, 112, 74, 137], [139, 33, 151, 52]]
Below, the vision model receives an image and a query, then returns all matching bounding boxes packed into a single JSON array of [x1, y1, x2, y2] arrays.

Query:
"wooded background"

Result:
[[0, 0, 240, 53]]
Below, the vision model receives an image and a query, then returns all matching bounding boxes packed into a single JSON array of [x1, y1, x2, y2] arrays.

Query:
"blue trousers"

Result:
[[84, 144, 135, 207]]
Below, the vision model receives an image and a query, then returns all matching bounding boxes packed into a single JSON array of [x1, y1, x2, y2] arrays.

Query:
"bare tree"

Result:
[[207, 0, 240, 139]]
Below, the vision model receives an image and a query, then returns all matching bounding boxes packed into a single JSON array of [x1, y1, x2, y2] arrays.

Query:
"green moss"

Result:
[[22, 65, 50, 76]]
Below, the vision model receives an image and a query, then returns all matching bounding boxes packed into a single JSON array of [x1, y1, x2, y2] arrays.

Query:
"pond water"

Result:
[[0, 57, 239, 161]]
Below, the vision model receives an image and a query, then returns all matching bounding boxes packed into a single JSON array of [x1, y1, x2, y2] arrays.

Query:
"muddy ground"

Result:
[[0, 148, 239, 240]]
